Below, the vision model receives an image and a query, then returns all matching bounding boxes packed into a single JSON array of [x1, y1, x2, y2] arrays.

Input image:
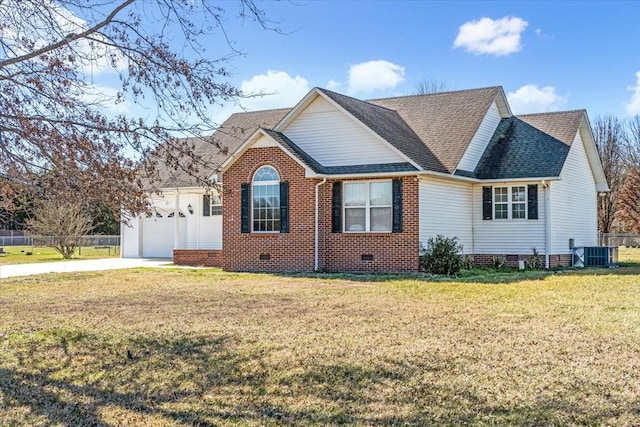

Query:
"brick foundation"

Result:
[[471, 253, 573, 268], [173, 249, 223, 267]]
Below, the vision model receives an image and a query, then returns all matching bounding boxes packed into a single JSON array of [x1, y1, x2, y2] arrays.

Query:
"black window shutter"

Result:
[[392, 178, 403, 233], [280, 181, 289, 233], [332, 181, 342, 233], [482, 186, 493, 220], [527, 184, 538, 220], [240, 183, 250, 233], [203, 195, 210, 217]]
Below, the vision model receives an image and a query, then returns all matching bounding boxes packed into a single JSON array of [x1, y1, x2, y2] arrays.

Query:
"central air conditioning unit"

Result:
[[572, 246, 619, 268]]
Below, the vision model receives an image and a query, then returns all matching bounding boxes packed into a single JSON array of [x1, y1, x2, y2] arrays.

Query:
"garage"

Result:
[[141, 209, 186, 258]]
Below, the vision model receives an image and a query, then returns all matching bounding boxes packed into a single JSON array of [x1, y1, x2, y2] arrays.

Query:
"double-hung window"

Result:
[[494, 186, 526, 220], [511, 186, 526, 219], [494, 187, 509, 219], [344, 181, 392, 232], [483, 185, 538, 221]]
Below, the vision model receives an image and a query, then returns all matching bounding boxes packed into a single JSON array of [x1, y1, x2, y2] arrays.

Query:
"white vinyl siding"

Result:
[[199, 215, 222, 250], [550, 130, 598, 254], [121, 216, 140, 258], [456, 101, 502, 173], [182, 194, 199, 249], [120, 191, 224, 257], [282, 96, 406, 166], [472, 182, 546, 254], [419, 178, 473, 254]]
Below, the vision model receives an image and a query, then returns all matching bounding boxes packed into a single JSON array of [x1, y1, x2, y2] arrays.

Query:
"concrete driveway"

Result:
[[0, 258, 172, 279]]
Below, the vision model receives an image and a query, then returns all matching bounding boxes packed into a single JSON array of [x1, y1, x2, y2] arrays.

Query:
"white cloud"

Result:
[[211, 70, 310, 124], [534, 28, 554, 41], [326, 79, 341, 91], [454, 16, 528, 56], [239, 70, 310, 109], [507, 85, 568, 115], [347, 60, 405, 95], [626, 71, 640, 115]]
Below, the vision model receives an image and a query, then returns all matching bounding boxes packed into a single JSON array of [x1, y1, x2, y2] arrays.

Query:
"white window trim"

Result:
[[493, 186, 527, 220], [343, 180, 393, 233], [210, 194, 222, 216], [252, 166, 281, 233]]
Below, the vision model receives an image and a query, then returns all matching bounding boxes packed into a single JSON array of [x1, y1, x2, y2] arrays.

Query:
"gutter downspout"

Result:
[[542, 180, 551, 269], [315, 178, 327, 272]]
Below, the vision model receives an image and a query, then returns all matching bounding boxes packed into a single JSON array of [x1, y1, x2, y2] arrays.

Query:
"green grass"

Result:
[[619, 245, 640, 264], [0, 245, 119, 265], [2, 256, 640, 425]]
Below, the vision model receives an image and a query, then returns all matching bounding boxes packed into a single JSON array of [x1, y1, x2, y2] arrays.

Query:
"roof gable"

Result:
[[370, 87, 504, 173], [317, 89, 446, 173], [276, 88, 424, 169]]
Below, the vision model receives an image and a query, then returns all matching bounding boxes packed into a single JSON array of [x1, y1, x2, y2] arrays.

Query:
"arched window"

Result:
[[252, 166, 281, 232]]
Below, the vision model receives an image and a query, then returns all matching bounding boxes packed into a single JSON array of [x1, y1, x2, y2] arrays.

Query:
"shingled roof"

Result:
[[154, 86, 586, 185], [471, 116, 572, 179], [517, 110, 585, 145], [369, 87, 502, 173], [154, 108, 288, 188]]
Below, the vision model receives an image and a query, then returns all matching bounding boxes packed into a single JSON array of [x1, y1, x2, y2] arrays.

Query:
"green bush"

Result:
[[419, 235, 463, 275]]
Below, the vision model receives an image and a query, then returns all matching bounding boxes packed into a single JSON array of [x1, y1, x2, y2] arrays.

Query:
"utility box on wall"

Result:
[[572, 246, 619, 268]]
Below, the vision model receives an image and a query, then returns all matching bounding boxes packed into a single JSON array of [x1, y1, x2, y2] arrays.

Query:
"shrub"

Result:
[[27, 200, 93, 259], [419, 235, 463, 275], [527, 247, 543, 270]]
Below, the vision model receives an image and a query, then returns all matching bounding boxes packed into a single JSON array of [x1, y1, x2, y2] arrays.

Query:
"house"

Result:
[[121, 86, 608, 272]]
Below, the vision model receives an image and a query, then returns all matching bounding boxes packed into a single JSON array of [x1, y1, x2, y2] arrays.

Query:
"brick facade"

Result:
[[318, 177, 420, 273], [223, 147, 316, 272], [222, 146, 421, 273], [173, 249, 223, 267]]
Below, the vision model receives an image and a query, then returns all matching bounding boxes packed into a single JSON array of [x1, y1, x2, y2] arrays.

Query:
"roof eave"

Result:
[[287, 88, 424, 171], [578, 114, 610, 192]]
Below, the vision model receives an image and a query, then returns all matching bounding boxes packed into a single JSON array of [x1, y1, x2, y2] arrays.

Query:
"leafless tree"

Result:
[[415, 78, 448, 95], [0, 0, 274, 220], [592, 115, 627, 233], [27, 199, 93, 259], [617, 167, 640, 233], [625, 115, 640, 168]]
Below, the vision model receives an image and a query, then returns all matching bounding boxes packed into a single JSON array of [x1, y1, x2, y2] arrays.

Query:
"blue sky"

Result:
[[193, 0, 640, 124], [79, 1, 640, 126]]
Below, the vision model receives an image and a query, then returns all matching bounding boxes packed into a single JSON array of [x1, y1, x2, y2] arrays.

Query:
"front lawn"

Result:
[[2, 264, 640, 425], [0, 245, 119, 265]]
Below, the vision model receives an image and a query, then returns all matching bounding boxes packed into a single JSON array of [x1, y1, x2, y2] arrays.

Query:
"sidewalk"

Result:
[[0, 258, 172, 279]]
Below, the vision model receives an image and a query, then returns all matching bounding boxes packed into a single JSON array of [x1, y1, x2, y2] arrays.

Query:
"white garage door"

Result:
[[142, 211, 186, 258]]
